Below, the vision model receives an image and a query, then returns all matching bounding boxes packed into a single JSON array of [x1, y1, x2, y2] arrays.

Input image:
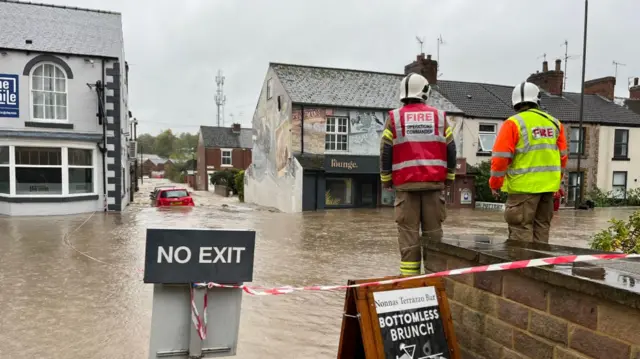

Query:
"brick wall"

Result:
[[425, 251, 640, 359], [204, 148, 251, 170], [584, 77, 616, 101], [527, 60, 564, 96], [196, 143, 207, 190]]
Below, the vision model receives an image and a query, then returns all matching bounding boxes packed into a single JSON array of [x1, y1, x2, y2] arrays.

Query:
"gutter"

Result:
[[100, 58, 107, 212]]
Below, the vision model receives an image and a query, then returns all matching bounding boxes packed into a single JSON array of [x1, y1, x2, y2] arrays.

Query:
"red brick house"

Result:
[[196, 123, 253, 190]]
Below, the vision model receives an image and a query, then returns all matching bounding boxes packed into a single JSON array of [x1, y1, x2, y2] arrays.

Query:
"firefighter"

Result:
[[380, 73, 457, 276], [489, 81, 568, 243]]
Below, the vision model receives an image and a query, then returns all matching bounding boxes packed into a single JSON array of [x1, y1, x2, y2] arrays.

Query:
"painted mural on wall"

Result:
[[348, 110, 387, 155], [275, 119, 291, 177], [291, 107, 327, 154]]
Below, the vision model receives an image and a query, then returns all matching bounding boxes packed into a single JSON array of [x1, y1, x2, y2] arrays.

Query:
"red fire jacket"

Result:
[[388, 103, 448, 186]]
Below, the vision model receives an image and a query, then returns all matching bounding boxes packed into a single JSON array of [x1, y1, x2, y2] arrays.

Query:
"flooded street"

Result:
[[0, 179, 637, 358]]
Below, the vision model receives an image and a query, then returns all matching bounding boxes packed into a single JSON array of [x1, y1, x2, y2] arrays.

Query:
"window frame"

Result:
[[569, 126, 586, 156], [613, 129, 629, 159], [221, 148, 232, 167], [68, 148, 95, 195], [0, 144, 97, 198], [29, 62, 69, 123], [325, 116, 349, 152], [477, 123, 497, 154], [612, 171, 627, 199], [0, 146, 9, 195]]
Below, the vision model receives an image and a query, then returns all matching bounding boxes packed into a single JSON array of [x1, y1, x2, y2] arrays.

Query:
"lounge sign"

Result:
[[143, 228, 256, 284], [324, 155, 380, 174]]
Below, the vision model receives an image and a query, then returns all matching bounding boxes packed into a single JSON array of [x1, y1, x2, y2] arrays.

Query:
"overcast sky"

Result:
[[41, 0, 640, 135]]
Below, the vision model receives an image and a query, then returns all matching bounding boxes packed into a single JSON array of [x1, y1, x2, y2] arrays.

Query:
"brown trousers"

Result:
[[504, 193, 554, 243], [394, 190, 446, 275]]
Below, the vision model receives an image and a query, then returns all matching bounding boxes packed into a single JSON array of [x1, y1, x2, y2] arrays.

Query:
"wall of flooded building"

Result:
[[290, 107, 388, 155], [245, 67, 303, 212]]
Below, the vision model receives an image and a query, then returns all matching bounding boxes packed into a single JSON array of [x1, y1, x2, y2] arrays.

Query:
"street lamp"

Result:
[[575, 0, 588, 209]]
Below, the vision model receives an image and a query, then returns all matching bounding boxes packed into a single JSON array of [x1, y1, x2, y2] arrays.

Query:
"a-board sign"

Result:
[[143, 228, 256, 284], [337, 276, 459, 359]]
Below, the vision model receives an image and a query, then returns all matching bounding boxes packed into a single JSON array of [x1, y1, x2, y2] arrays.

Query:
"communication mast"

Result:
[[612, 60, 626, 80], [561, 40, 580, 90], [215, 70, 227, 127], [436, 34, 445, 77]]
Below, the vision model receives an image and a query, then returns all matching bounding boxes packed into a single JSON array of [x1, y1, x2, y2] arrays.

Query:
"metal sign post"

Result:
[[144, 228, 256, 358]]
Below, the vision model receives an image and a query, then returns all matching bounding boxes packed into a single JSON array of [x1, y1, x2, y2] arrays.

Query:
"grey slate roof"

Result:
[[0, 0, 123, 58], [200, 126, 253, 149], [270, 63, 463, 113], [438, 79, 640, 126]]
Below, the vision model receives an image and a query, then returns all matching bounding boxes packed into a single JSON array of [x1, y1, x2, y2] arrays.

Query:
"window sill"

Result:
[[611, 157, 630, 161], [25, 121, 74, 130], [569, 154, 588, 159], [220, 164, 233, 168], [476, 152, 491, 157], [0, 194, 99, 203]]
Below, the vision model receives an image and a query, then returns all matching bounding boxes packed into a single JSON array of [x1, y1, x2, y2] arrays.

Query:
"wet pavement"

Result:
[[0, 178, 638, 358]]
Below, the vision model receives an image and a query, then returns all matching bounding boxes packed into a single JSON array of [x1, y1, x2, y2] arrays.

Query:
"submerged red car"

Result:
[[155, 188, 195, 207]]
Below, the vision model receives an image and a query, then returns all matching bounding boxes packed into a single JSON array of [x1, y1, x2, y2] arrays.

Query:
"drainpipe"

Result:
[[300, 105, 305, 154], [101, 59, 107, 212]]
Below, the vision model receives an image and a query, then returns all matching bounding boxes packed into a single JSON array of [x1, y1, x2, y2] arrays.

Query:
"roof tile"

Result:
[[0, 0, 123, 58], [200, 126, 253, 149]]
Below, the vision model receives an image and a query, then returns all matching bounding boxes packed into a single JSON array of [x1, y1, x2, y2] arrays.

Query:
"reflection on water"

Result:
[[0, 178, 637, 358]]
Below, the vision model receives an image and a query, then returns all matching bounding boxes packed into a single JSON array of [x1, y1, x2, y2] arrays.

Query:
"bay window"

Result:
[[0, 145, 96, 197], [68, 148, 94, 194], [15, 147, 62, 195], [0, 146, 8, 194]]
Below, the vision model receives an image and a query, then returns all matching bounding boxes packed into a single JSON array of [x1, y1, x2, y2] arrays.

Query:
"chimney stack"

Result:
[[526, 59, 564, 96], [404, 53, 438, 85], [630, 77, 640, 100], [584, 76, 616, 101], [231, 123, 241, 134]]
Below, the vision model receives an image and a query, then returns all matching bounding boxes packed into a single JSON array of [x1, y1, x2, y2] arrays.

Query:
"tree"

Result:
[[137, 133, 155, 155], [154, 129, 176, 158], [468, 160, 507, 203]]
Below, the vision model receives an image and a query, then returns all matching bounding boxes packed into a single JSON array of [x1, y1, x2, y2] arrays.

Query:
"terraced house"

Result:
[[0, 1, 133, 216], [246, 53, 640, 212]]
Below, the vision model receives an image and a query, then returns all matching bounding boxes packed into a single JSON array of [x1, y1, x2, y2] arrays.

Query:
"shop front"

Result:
[[301, 154, 380, 211]]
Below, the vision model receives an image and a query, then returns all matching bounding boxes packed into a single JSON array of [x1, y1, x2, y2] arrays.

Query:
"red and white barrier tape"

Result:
[[194, 253, 640, 296], [188, 252, 639, 340]]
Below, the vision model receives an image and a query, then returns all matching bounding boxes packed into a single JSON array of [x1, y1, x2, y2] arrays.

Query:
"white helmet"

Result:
[[400, 73, 431, 102], [512, 82, 541, 109]]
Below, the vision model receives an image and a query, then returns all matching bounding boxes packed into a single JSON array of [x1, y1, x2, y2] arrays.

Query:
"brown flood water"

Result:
[[0, 178, 636, 358]]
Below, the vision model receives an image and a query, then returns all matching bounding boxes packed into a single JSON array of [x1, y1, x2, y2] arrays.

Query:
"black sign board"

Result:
[[373, 286, 451, 359], [324, 155, 380, 174], [143, 228, 255, 284]]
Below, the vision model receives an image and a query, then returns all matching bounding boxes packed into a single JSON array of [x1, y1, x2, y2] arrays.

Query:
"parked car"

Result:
[[154, 188, 195, 207], [150, 185, 179, 201]]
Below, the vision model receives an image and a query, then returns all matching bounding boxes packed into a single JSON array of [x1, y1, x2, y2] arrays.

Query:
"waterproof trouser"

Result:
[[394, 190, 447, 276], [504, 193, 555, 243]]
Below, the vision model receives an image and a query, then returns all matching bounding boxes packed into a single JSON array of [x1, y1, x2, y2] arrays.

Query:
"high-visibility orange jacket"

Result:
[[489, 109, 568, 191]]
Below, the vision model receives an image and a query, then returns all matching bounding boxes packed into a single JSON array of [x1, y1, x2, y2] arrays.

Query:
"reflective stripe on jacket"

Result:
[[490, 109, 566, 194], [389, 103, 448, 186]]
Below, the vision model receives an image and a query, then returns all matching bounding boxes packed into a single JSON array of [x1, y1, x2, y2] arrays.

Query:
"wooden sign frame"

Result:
[[337, 276, 459, 359]]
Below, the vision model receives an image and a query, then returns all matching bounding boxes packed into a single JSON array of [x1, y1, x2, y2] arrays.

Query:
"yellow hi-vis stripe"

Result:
[[445, 127, 452, 137], [380, 173, 392, 182], [400, 261, 420, 274], [447, 172, 455, 180], [383, 129, 393, 140]]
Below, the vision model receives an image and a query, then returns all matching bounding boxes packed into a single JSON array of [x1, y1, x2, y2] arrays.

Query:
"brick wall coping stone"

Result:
[[424, 235, 640, 309]]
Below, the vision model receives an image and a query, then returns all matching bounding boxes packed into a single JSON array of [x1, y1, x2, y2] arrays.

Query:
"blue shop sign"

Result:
[[0, 74, 19, 118]]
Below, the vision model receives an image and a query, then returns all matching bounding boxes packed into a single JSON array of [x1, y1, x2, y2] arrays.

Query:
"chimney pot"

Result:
[[555, 59, 562, 72], [542, 61, 549, 72], [427, 54, 432, 60], [417, 53, 425, 61], [635, 77, 639, 86]]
